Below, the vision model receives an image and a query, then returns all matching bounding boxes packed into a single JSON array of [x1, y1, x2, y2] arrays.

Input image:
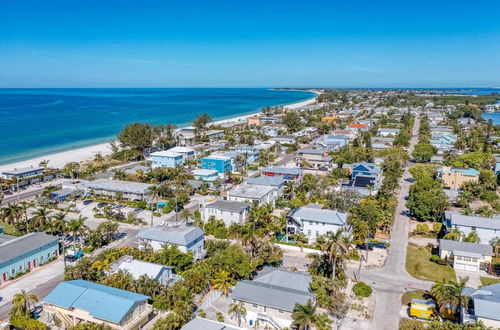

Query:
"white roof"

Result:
[[168, 146, 195, 154], [192, 169, 218, 176], [113, 259, 168, 280], [151, 150, 182, 157], [228, 184, 276, 199]]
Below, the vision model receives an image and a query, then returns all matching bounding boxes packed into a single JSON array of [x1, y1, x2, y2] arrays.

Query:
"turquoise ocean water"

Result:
[[0, 88, 315, 165]]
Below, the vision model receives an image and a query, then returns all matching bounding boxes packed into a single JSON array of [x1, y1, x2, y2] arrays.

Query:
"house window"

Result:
[[315, 231, 319, 237], [308, 230, 311, 236], [40, 256, 44, 261], [252, 304, 258, 308], [19, 265, 23, 271], [278, 309, 285, 314], [471, 226, 476, 231], [11, 269, 15, 274], [322, 222, 325, 226]]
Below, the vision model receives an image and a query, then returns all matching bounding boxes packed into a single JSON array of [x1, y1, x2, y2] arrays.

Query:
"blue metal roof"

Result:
[[44, 280, 149, 324]]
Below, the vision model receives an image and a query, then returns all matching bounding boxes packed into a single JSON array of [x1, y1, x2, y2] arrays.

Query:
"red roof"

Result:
[[348, 123, 368, 128]]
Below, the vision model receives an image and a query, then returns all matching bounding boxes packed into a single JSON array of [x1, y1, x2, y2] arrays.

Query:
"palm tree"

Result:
[[490, 237, 500, 258], [325, 228, 350, 280], [147, 185, 161, 227], [313, 312, 333, 330], [112, 169, 127, 180], [228, 301, 247, 327], [39, 159, 50, 169], [463, 231, 480, 243], [1, 203, 21, 225], [292, 300, 318, 330], [92, 259, 111, 273], [20, 201, 33, 233], [68, 216, 89, 249], [179, 209, 192, 223], [50, 212, 67, 235], [10, 290, 39, 316], [430, 277, 468, 317], [30, 207, 52, 231], [211, 270, 232, 296], [443, 228, 463, 241], [240, 222, 258, 257], [0, 191, 4, 210], [93, 152, 105, 165]]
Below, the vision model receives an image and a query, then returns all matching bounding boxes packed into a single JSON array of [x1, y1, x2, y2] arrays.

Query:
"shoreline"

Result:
[[0, 92, 318, 173]]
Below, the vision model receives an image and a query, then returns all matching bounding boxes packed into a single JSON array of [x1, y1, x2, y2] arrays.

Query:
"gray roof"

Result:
[[462, 284, 500, 321], [84, 179, 153, 195], [2, 166, 44, 176], [0, 232, 58, 264], [137, 226, 204, 246], [231, 268, 315, 312], [261, 167, 303, 176], [444, 211, 500, 230], [182, 318, 244, 330], [245, 176, 285, 187], [228, 184, 276, 199], [0, 234, 16, 244], [298, 148, 327, 155], [205, 200, 250, 213], [254, 267, 312, 292], [439, 239, 493, 256], [291, 205, 347, 226]]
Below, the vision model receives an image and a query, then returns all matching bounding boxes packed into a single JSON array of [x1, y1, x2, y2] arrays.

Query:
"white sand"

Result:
[[0, 92, 318, 173]]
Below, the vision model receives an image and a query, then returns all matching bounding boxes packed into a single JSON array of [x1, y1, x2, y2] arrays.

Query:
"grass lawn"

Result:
[[480, 277, 500, 287], [406, 244, 456, 282], [401, 289, 428, 305]]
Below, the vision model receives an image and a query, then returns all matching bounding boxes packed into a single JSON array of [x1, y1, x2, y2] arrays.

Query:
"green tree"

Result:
[[193, 113, 212, 132], [430, 277, 468, 317], [282, 111, 303, 132], [228, 301, 247, 327], [118, 122, 154, 153], [291, 300, 320, 330], [211, 270, 232, 296], [406, 176, 449, 222], [10, 290, 39, 316], [412, 143, 436, 162]]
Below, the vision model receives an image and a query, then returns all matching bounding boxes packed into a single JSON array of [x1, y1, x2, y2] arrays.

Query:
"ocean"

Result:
[[0, 88, 315, 165]]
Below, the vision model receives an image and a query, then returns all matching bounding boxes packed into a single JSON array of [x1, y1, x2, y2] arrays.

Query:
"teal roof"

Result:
[[44, 280, 149, 324], [438, 167, 480, 176]]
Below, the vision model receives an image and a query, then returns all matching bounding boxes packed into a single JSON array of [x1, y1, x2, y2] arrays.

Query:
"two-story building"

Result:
[[231, 267, 315, 329], [287, 204, 348, 243], [150, 150, 184, 169], [438, 167, 480, 190], [167, 146, 195, 161], [438, 239, 493, 272], [137, 226, 205, 260], [0, 232, 59, 283], [201, 155, 232, 176], [442, 211, 500, 244], [191, 169, 219, 182], [44, 280, 152, 330], [245, 176, 286, 196], [461, 284, 500, 328], [261, 167, 302, 181], [297, 148, 332, 169], [201, 199, 251, 226], [316, 134, 350, 151], [1, 166, 44, 180], [227, 184, 276, 206], [377, 128, 400, 137]]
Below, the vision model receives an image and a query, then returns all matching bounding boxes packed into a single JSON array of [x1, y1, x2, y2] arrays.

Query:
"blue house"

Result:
[[316, 134, 350, 151], [0, 232, 59, 282], [230, 146, 260, 164], [44, 280, 151, 328], [201, 155, 232, 175], [350, 161, 381, 179], [192, 169, 219, 182], [151, 150, 184, 169]]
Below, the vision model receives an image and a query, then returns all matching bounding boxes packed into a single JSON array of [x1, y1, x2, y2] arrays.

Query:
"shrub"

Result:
[[414, 223, 430, 236], [436, 258, 448, 265], [10, 314, 47, 330], [432, 222, 442, 234], [430, 255, 439, 263], [353, 281, 372, 297]]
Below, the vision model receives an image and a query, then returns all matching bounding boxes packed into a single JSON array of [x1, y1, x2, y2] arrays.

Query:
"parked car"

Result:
[[357, 243, 374, 251], [133, 208, 143, 214], [83, 199, 93, 205], [97, 202, 107, 208], [374, 243, 388, 249]]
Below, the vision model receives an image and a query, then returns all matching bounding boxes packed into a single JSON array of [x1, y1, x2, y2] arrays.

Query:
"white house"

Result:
[[377, 128, 400, 137], [442, 211, 500, 244], [108, 255, 182, 285], [201, 200, 251, 226], [168, 146, 196, 161], [438, 239, 493, 272], [137, 226, 205, 259], [227, 184, 276, 206], [287, 204, 348, 243]]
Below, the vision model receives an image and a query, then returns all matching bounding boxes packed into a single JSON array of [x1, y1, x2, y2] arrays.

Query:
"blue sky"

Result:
[[1, 0, 499, 88]]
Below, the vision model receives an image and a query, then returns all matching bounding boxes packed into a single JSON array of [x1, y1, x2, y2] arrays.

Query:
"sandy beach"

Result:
[[0, 93, 318, 174]]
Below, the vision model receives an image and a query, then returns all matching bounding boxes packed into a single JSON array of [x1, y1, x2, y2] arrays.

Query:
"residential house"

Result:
[[137, 226, 205, 259], [316, 134, 349, 151], [247, 115, 261, 126], [377, 128, 400, 137], [438, 167, 480, 189], [321, 115, 338, 124], [287, 204, 348, 243], [44, 280, 151, 330], [245, 175, 286, 196], [227, 184, 276, 206], [108, 255, 181, 285], [347, 123, 369, 134], [83, 179, 153, 200], [191, 169, 219, 182], [442, 211, 500, 244], [182, 318, 245, 330], [261, 167, 303, 181], [438, 239, 493, 272], [167, 146, 195, 161], [231, 267, 316, 329], [372, 143, 391, 151], [2, 166, 44, 180], [0, 232, 59, 283], [458, 118, 476, 127], [461, 284, 500, 327], [150, 150, 184, 169], [230, 145, 259, 164], [341, 161, 382, 194], [371, 136, 394, 145], [201, 199, 251, 226], [495, 162, 500, 176], [349, 161, 382, 179], [332, 129, 356, 139], [269, 135, 297, 144], [201, 155, 232, 176], [430, 156, 445, 164], [297, 148, 333, 169], [260, 116, 281, 125]]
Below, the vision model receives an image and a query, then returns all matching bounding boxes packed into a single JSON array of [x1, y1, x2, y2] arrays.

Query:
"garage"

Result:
[[465, 264, 478, 272], [455, 263, 466, 271]]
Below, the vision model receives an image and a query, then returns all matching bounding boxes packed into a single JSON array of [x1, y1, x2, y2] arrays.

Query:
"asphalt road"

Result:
[[350, 115, 433, 330]]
